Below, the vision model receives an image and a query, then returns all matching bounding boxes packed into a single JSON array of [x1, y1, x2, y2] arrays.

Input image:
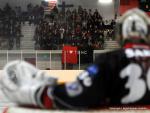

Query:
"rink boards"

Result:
[[0, 70, 83, 83], [43, 70, 83, 83]]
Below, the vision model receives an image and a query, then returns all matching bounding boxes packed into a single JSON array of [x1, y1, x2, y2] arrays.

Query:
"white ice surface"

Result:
[[0, 88, 16, 113]]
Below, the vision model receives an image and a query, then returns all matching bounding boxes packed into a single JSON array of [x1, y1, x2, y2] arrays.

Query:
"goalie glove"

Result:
[[0, 60, 57, 108]]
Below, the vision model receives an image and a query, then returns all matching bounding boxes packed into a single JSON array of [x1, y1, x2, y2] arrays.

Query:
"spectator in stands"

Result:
[[59, 26, 65, 45], [78, 5, 83, 15], [39, 5, 44, 19], [66, 8, 72, 23], [14, 6, 22, 24], [27, 3, 34, 25], [52, 5, 59, 15], [3, 3, 11, 16]]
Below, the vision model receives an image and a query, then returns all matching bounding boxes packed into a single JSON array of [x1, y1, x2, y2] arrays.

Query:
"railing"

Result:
[[0, 50, 110, 70]]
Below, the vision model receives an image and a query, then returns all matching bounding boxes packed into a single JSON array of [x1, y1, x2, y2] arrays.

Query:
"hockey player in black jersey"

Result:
[[0, 8, 150, 110]]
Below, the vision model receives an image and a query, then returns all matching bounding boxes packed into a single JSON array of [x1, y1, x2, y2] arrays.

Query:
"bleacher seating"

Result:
[[21, 22, 36, 49], [104, 40, 120, 50]]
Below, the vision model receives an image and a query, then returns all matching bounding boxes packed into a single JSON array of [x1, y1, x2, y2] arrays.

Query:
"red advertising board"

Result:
[[62, 46, 78, 64]]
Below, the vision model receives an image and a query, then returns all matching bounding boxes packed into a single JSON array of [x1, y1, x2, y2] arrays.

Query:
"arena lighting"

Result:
[[98, 0, 113, 4], [44, 0, 57, 2]]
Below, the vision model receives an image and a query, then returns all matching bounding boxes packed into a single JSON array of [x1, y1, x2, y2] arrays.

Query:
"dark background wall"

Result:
[[119, 0, 150, 16], [0, 0, 115, 19]]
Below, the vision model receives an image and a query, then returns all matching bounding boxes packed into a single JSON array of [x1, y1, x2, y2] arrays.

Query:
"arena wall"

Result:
[[43, 70, 82, 83], [0, 0, 115, 19]]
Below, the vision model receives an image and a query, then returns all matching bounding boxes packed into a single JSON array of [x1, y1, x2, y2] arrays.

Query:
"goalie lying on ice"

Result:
[[0, 8, 150, 110]]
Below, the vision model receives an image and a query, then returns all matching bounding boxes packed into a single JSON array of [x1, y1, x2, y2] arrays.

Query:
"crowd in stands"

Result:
[[34, 5, 116, 50], [0, 3, 22, 49], [26, 3, 44, 25], [0, 2, 116, 50], [0, 3, 44, 49]]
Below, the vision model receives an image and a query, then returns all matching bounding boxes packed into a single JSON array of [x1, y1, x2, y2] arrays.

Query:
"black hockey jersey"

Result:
[[49, 45, 150, 109]]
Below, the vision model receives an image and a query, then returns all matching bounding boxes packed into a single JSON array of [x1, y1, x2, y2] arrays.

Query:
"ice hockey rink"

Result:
[[0, 89, 15, 113], [0, 0, 149, 112]]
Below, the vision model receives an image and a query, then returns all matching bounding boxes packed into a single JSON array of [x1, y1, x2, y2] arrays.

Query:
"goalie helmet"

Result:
[[116, 8, 150, 46], [0, 60, 57, 107], [0, 60, 38, 91]]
